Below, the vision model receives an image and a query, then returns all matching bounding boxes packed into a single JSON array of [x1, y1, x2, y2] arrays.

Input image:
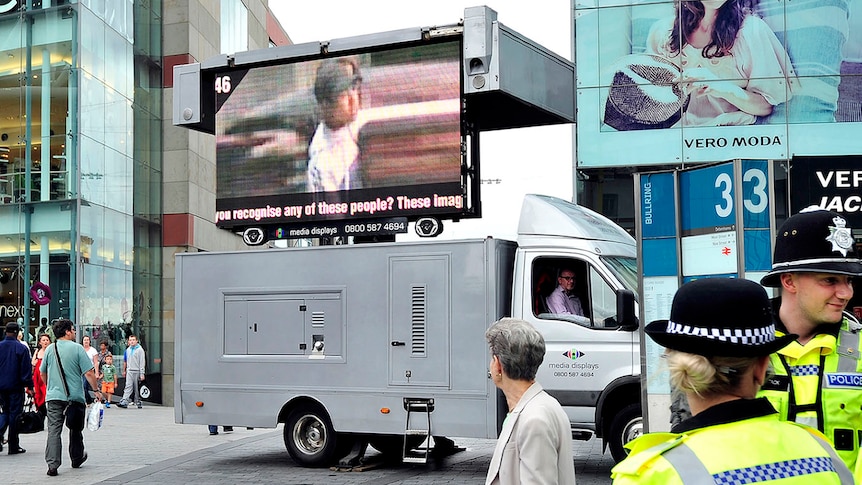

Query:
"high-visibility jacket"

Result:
[[758, 309, 862, 482], [611, 400, 854, 484]]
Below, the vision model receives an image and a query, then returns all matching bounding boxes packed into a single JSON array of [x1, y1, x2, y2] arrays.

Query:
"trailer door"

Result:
[[224, 298, 306, 355], [389, 256, 450, 387]]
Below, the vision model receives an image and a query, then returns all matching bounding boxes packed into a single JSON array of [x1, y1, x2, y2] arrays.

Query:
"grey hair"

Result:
[[485, 318, 546, 381]]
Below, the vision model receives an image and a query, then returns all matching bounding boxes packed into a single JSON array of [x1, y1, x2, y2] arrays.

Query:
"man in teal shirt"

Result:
[[40, 319, 102, 477]]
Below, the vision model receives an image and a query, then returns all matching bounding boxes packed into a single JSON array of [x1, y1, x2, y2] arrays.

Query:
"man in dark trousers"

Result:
[[0, 321, 33, 455]]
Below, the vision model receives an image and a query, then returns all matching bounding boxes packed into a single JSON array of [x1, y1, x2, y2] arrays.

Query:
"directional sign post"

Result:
[[635, 159, 772, 432]]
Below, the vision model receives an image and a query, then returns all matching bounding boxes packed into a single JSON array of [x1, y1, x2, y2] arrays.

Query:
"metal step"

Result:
[[403, 397, 434, 464], [402, 456, 428, 464]]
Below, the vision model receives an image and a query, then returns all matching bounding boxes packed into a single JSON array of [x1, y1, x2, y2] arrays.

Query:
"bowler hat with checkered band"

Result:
[[761, 206, 862, 287], [646, 278, 796, 357]]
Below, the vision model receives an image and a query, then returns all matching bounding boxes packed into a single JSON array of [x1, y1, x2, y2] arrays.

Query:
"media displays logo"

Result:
[[563, 349, 585, 361]]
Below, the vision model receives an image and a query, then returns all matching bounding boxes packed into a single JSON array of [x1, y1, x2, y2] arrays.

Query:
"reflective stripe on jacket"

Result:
[[611, 414, 853, 485]]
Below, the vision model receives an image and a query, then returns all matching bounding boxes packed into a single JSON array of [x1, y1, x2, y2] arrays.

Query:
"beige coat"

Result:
[[485, 382, 576, 485]]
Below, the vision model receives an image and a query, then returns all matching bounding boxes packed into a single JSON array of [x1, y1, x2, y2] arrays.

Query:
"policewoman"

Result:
[[611, 278, 854, 484], [759, 206, 862, 481]]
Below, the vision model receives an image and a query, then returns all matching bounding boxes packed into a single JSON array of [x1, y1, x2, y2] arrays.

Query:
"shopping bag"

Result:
[[87, 401, 104, 431]]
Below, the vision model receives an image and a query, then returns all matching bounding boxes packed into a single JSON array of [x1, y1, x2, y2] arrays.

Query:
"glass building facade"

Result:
[[0, 0, 162, 397]]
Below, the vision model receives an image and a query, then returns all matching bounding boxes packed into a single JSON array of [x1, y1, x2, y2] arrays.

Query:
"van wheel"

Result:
[[284, 405, 338, 467], [608, 403, 642, 463]]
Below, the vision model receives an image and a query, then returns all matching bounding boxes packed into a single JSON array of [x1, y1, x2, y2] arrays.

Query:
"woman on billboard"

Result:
[[644, 0, 794, 127]]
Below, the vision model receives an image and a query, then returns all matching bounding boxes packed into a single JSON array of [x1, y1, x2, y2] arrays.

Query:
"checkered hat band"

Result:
[[771, 257, 859, 270], [666, 321, 776, 345], [790, 365, 820, 377], [713, 456, 834, 484]]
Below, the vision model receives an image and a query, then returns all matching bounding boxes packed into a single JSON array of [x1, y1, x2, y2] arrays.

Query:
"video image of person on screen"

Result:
[[307, 58, 366, 193]]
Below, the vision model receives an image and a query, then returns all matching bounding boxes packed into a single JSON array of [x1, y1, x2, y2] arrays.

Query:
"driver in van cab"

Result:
[[546, 267, 584, 316]]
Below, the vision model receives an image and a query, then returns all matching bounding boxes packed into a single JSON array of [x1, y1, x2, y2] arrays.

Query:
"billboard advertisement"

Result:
[[790, 155, 862, 227], [576, 0, 862, 167], [213, 40, 468, 229]]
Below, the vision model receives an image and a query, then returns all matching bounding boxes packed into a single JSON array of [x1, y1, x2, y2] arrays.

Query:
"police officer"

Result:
[[612, 278, 853, 484], [758, 206, 862, 481]]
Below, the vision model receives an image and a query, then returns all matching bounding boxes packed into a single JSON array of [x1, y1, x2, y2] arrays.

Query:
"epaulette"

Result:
[[612, 433, 686, 476], [842, 311, 861, 333]]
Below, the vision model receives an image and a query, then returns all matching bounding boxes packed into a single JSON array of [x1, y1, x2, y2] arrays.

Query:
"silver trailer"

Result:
[[175, 194, 640, 466]]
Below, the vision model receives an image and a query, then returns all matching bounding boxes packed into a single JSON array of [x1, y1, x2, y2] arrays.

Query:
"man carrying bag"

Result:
[[40, 319, 102, 477]]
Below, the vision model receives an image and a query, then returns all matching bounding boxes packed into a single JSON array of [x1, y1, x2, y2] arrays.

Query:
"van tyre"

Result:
[[284, 405, 338, 467], [608, 403, 642, 463]]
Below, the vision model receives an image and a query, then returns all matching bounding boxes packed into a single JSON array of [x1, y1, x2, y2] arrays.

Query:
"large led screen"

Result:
[[575, 0, 862, 167], [214, 40, 464, 228]]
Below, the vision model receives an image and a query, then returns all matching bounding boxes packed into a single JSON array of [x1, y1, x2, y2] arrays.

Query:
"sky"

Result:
[[268, 1, 574, 241]]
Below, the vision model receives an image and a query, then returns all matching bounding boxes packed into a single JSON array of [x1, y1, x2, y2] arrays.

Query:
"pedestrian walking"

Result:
[[484, 318, 575, 485], [0, 321, 33, 455], [117, 334, 145, 409], [40, 318, 103, 476]]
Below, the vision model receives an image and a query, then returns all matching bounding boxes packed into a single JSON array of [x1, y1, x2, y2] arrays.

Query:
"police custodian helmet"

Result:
[[760, 206, 862, 287]]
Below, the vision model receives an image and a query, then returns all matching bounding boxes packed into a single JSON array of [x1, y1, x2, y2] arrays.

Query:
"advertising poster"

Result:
[[576, 0, 862, 167]]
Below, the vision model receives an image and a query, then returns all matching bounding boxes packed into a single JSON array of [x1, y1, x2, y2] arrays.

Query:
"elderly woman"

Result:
[[484, 318, 575, 485], [612, 278, 853, 484]]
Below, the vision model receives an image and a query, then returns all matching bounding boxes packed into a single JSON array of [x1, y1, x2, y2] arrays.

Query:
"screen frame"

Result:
[[211, 36, 479, 231]]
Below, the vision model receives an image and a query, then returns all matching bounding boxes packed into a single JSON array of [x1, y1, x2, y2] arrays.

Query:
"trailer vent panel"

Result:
[[411, 286, 427, 356], [311, 311, 325, 327]]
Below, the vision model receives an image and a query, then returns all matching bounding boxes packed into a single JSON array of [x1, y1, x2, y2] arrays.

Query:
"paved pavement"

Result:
[[4, 404, 615, 484]]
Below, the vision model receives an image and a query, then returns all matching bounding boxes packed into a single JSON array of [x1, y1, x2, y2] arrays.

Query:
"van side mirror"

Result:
[[616, 289, 638, 331]]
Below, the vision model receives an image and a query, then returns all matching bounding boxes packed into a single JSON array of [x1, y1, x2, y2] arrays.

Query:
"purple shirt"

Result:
[[546, 285, 584, 316]]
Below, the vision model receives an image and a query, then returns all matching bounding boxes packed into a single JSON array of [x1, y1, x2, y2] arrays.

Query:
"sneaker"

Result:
[[47, 467, 58, 477], [105, 402, 110, 408], [224, 426, 233, 432], [117, 400, 128, 408], [136, 402, 142, 409], [209, 430, 218, 436]]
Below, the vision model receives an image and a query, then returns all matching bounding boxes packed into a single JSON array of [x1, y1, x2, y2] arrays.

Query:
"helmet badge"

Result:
[[826, 216, 854, 257]]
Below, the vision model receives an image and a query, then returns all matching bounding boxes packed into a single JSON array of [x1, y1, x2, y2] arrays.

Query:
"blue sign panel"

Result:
[[640, 172, 676, 239], [744, 229, 772, 272], [742, 160, 770, 229], [643, 239, 678, 277], [679, 163, 736, 236]]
